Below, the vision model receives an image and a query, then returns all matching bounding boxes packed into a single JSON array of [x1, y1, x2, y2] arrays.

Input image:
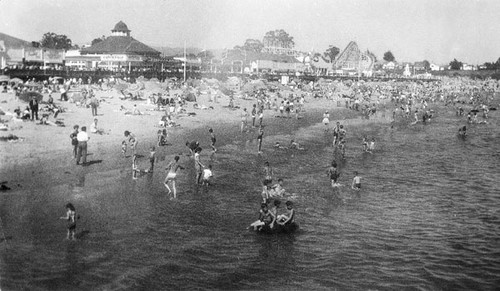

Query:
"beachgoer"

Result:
[[258, 105, 264, 126], [327, 161, 340, 187], [70, 125, 79, 159], [194, 147, 205, 184], [209, 128, 217, 152], [29, 96, 39, 121], [89, 118, 103, 134], [362, 136, 369, 152], [76, 126, 89, 165], [368, 138, 375, 152], [250, 203, 275, 231], [351, 171, 361, 190], [277, 201, 295, 226], [90, 95, 98, 116], [289, 139, 304, 150], [121, 141, 127, 157], [257, 126, 264, 153], [60, 203, 77, 240], [241, 108, 249, 133], [322, 111, 330, 131], [458, 126, 467, 137], [202, 164, 213, 186], [157, 129, 167, 146], [251, 104, 257, 127], [148, 146, 156, 172], [269, 199, 281, 229], [269, 178, 286, 198], [124, 131, 138, 155], [186, 140, 199, 156], [164, 155, 185, 198]]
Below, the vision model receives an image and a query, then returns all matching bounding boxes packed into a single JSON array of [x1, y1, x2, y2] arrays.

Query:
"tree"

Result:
[[40, 32, 73, 50], [449, 58, 463, 70], [197, 50, 214, 60], [237, 39, 264, 53], [262, 29, 295, 49], [422, 60, 430, 70], [383, 51, 395, 62], [323, 46, 340, 63]]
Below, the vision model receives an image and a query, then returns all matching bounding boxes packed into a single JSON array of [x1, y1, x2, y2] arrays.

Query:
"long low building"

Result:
[[0, 32, 65, 69]]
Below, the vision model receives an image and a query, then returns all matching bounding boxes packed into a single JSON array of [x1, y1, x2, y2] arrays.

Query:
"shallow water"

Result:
[[1, 104, 500, 290]]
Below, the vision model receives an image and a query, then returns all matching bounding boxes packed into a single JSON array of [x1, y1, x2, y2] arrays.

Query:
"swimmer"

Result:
[[458, 126, 467, 137], [164, 156, 185, 198], [289, 139, 304, 150]]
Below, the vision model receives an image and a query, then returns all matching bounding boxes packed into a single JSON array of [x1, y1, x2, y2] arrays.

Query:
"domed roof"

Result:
[[112, 21, 130, 32]]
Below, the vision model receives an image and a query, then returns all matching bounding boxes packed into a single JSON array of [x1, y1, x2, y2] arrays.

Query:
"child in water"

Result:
[[351, 171, 361, 190], [277, 201, 295, 226], [121, 140, 127, 157], [60, 203, 77, 240], [250, 203, 275, 231], [327, 161, 340, 187], [148, 146, 156, 173], [202, 164, 213, 186]]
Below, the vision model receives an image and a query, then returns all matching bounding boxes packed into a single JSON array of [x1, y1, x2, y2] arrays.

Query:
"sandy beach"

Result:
[[0, 86, 372, 189]]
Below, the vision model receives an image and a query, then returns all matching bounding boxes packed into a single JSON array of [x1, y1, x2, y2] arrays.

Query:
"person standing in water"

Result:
[[241, 108, 249, 133], [257, 126, 264, 154], [194, 147, 205, 184], [322, 111, 330, 131], [164, 156, 185, 198], [60, 203, 77, 240], [327, 161, 340, 187], [351, 171, 362, 190], [209, 128, 217, 153]]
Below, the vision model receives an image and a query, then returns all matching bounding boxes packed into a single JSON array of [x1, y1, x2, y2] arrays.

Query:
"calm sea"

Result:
[[1, 102, 499, 290]]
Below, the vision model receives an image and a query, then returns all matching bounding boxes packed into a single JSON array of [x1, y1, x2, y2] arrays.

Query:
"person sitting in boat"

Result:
[[268, 178, 286, 198], [250, 203, 276, 231], [269, 199, 281, 229], [277, 201, 295, 226]]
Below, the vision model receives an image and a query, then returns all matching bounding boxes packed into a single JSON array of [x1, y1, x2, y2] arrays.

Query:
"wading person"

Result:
[[164, 155, 185, 198]]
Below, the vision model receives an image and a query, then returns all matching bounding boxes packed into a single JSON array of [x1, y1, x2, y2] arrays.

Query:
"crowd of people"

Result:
[[4, 73, 497, 238]]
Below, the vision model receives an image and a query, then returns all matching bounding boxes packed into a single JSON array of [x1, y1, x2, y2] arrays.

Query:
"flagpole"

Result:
[[183, 41, 186, 82]]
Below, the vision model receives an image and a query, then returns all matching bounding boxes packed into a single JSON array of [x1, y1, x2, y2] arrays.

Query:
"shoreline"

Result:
[[0, 89, 391, 191]]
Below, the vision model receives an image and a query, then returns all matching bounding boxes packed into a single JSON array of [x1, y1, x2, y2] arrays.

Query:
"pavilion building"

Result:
[[78, 21, 160, 71]]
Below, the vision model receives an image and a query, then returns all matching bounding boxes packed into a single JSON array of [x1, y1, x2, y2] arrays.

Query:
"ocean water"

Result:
[[1, 103, 500, 290]]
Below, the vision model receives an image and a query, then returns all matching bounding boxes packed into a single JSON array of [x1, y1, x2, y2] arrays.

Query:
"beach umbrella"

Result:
[[0, 75, 9, 82], [19, 91, 43, 102]]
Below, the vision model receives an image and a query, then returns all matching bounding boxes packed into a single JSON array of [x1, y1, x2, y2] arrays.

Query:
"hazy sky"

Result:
[[1, 0, 499, 64]]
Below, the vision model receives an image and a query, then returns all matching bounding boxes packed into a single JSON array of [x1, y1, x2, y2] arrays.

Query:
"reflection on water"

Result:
[[1, 106, 500, 290]]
